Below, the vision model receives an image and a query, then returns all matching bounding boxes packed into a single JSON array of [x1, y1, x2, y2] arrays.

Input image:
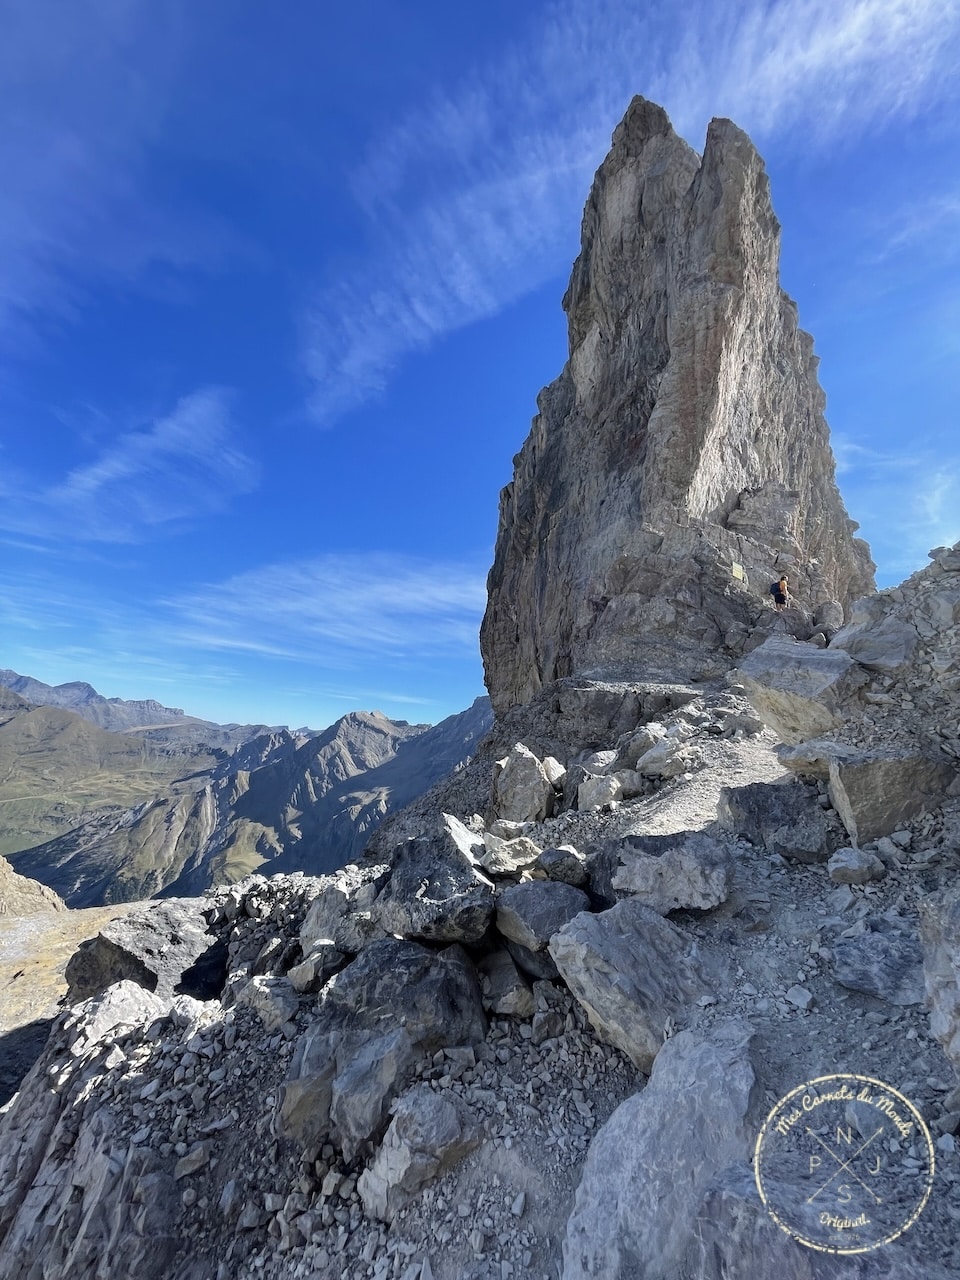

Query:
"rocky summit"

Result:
[[482, 96, 874, 715], [2, 99, 959, 1280]]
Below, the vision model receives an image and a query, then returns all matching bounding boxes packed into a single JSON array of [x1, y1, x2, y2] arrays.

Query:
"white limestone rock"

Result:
[[609, 832, 731, 914], [549, 899, 719, 1070], [577, 774, 623, 811], [492, 744, 556, 823], [920, 888, 960, 1073], [357, 1085, 479, 1223], [478, 831, 542, 877], [827, 847, 886, 885], [562, 1021, 760, 1279], [827, 749, 957, 844], [736, 637, 868, 743]]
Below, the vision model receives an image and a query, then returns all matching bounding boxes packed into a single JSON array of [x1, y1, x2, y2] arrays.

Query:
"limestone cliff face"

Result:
[[481, 98, 875, 715]]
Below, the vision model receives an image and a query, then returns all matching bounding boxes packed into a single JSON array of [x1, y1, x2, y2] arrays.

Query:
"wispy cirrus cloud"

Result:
[[0, 0, 247, 349], [834, 434, 960, 581], [166, 553, 488, 665], [304, 0, 960, 421], [0, 388, 257, 543], [864, 190, 960, 264], [0, 550, 486, 716]]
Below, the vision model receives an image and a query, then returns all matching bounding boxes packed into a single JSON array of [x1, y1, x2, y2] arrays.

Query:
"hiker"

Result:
[[770, 574, 790, 611]]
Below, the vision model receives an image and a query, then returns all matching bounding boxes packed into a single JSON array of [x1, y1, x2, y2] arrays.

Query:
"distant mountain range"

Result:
[[0, 671, 492, 907]]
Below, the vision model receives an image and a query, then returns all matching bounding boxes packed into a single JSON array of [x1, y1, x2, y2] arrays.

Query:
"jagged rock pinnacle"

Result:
[[481, 97, 875, 715]]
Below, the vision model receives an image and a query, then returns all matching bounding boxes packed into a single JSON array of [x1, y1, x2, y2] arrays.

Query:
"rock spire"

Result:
[[481, 97, 875, 715]]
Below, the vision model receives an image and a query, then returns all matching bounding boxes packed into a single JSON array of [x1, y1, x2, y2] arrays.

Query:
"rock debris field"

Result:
[[2, 659, 959, 1278]]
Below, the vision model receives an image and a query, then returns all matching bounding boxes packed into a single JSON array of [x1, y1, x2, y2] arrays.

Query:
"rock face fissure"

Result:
[[481, 96, 874, 715]]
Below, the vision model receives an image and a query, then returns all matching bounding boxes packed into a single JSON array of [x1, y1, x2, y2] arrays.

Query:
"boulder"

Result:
[[919, 888, 960, 1073], [478, 832, 542, 877], [589, 830, 731, 913], [299, 863, 386, 952], [827, 847, 885, 885], [577, 774, 623, 811], [562, 1021, 760, 1280], [736, 637, 868, 743], [775, 738, 860, 781], [633, 736, 696, 779], [717, 779, 837, 864], [492, 744, 556, 823], [373, 837, 495, 944], [235, 975, 299, 1032], [505, 939, 560, 982], [830, 915, 925, 1006], [279, 939, 485, 1161], [607, 832, 731, 914], [827, 750, 956, 844], [286, 942, 345, 994], [537, 845, 589, 887], [613, 723, 668, 770], [497, 881, 591, 955], [64, 898, 222, 1002], [830, 596, 919, 673], [476, 950, 534, 1019], [357, 1085, 479, 1223], [548, 899, 719, 1070], [0, 982, 175, 1280]]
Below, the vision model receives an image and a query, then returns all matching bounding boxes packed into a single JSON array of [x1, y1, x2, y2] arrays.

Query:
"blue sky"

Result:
[[1, 0, 958, 730]]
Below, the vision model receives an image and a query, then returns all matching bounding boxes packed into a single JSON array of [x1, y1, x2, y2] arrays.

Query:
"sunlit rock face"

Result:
[[481, 96, 875, 715]]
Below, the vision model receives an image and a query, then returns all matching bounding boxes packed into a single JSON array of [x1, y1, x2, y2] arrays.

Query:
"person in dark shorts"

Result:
[[769, 574, 790, 611]]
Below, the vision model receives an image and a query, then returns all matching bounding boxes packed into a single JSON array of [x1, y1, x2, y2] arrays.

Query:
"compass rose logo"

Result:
[[754, 1074, 935, 1254]]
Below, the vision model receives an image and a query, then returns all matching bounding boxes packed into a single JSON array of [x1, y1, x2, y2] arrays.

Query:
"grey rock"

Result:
[[606, 831, 731, 914], [537, 844, 589, 887], [717, 779, 837, 863], [481, 98, 873, 715], [299, 863, 387, 952], [478, 831, 542, 877], [0, 982, 175, 1280], [827, 847, 885, 885], [477, 950, 534, 1018], [279, 939, 485, 1161], [827, 749, 956, 844], [549, 899, 718, 1070], [582, 749, 618, 774], [0, 854, 66, 916], [562, 1021, 760, 1279], [373, 836, 495, 944], [496, 881, 591, 954], [633, 736, 696, 779], [775, 737, 860, 781], [588, 829, 731, 907], [357, 1085, 479, 1223], [286, 942, 345, 994], [64, 898, 222, 1002], [830, 596, 919, 673], [613, 724, 667, 770], [831, 915, 925, 1006], [491, 744, 555, 823], [505, 938, 560, 982], [919, 888, 960, 1073], [235, 975, 299, 1031], [737, 638, 869, 743], [577, 774, 623, 811]]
